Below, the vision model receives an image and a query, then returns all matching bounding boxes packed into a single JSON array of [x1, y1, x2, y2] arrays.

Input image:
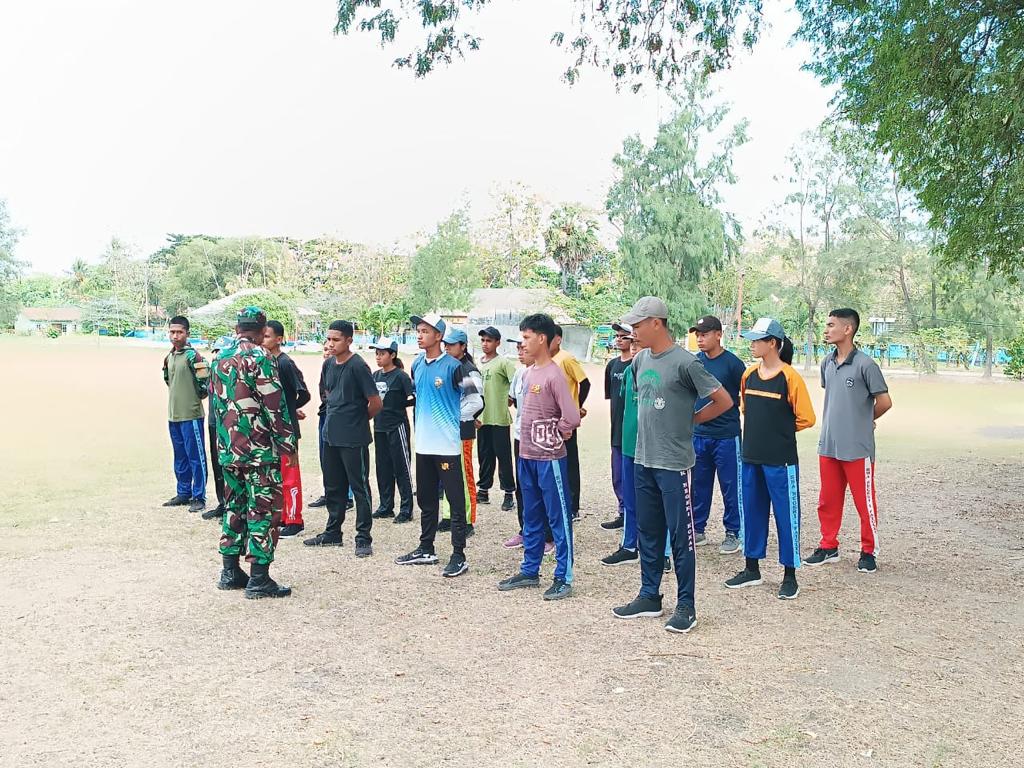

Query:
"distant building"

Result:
[[15, 307, 82, 335]]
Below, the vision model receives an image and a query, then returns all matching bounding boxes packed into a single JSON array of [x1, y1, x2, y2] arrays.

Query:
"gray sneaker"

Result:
[[719, 533, 741, 555], [694, 532, 707, 546]]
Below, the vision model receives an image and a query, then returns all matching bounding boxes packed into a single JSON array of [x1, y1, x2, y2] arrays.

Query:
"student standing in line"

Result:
[[600, 323, 634, 530], [438, 328, 484, 536], [689, 315, 747, 554], [501, 336, 554, 554], [395, 314, 483, 577], [162, 315, 210, 514], [724, 318, 816, 600], [551, 325, 590, 519], [808, 308, 892, 573], [263, 321, 311, 538], [497, 313, 581, 600], [611, 297, 732, 634], [475, 326, 518, 512], [303, 321, 382, 557], [369, 337, 416, 525]]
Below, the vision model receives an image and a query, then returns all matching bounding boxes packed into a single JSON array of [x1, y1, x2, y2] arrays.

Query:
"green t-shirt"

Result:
[[166, 348, 204, 422], [620, 365, 638, 458], [479, 355, 517, 427]]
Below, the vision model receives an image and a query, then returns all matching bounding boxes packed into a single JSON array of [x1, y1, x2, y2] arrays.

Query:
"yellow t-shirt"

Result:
[[553, 349, 587, 408]]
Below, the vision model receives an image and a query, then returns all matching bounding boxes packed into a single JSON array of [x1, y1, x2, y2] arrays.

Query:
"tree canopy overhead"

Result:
[[334, 0, 762, 91]]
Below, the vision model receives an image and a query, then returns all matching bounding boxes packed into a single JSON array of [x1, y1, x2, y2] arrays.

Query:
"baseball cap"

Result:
[[443, 327, 469, 345], [741, 317, 786, 341], [689, 316, 723, 334], [410, 313, 446, 336], [211, 335, 233, 352], [507, 333, 524, 345], [236, 306, 266, 327], [620, 296, 669, 326], [611, 322, 633, 335], [369, 336, 399, 353], [478, 326, 501, 341]]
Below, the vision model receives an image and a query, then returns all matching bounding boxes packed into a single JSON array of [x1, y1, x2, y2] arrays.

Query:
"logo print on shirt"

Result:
[[529, 384, 542, 394], [530, 418, 564, 453], [441, 462, 450, 471], [434, 377, 443, 389], [654, 397, 666, 410], [376, 381, 389, 395], [845, 377, 855, 388], [637, 369, 663, 408]]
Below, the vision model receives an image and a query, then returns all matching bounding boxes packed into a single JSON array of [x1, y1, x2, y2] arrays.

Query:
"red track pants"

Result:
[[280, 454, 304, 526], [816, 456, 879, 555]]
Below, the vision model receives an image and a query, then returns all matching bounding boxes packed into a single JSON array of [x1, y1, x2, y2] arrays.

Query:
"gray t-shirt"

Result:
[[633, 346, 722, 472], [818, 348, 889, 462]]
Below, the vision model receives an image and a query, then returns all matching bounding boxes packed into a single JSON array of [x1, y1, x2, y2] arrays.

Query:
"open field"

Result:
[[2, 335, 1022, 768]]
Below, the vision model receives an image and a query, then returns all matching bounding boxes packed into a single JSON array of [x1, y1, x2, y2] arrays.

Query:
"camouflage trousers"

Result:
[[219, 463, 283, 565]]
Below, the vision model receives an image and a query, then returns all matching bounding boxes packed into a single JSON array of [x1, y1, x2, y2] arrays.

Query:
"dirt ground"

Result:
[[2, 336, 1022, 768]]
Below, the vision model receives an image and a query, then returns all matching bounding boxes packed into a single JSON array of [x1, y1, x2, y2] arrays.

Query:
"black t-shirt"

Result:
[[373, 367, 414, 433], [278, 352, 311, 440], [322, 354, 378, 448], [605, 357, 630, 448]]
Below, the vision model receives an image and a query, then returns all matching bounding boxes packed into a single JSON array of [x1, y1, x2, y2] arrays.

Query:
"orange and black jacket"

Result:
[[739, 363, 816, 465]]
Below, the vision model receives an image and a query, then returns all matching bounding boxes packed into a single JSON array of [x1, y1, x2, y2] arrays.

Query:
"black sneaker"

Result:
[[308, 495, 328, 508], [371, 509, 394, 519], [393, 512, 413, 524], [438, 519, 451, 533], [664, 604, 697, 634], [612, 594, 664, 619], [466, 524, 475, 538], [778, 577, 800, 600], [346, 498, 354, 511], [354, 543, 373, 558], [543, 578, 573, 601], [805, 547, 840, 566], [303, 532, 343, 547], [724, 569, 764, 589], [442, 554, 468, 578], [278, 523, 305, 538], [857, 552, 878, 573], [395, 548, 438, 565], [162, 494, 190, 507], [601, 514, 625, 530], [188, 499, 206, 513], [477, 489, 490, 504], [497, 572, 540, 591], [501, 493, 515, 511], [201, 505, 224, 521], [663, 556, 672, 573], [601, 547, 639, 567]]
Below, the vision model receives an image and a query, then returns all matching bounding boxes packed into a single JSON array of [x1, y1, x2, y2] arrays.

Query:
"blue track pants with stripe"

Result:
[[692, 436, 742, 535], [636, 463, 696, 608], [741, 462, 801, 568], [169, 418, 207, 501], [518, 457, 574, 584]]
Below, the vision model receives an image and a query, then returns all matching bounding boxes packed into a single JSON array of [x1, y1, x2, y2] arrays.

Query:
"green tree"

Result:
[[334, 1, 763, 91], [191, 290, 298, 342], [474, 183, 544, 288], [606, 80, 747, 333], [357, 300, 411, 338], [542, 204, 601, 296], [796, 1, 1024, 274], [0, 200, 25, 327], [408, 210, 480, 313], [81, 296, 139, 336]]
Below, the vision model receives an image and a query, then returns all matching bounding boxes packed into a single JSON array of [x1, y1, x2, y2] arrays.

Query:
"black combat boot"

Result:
[[217, 555, 249, 590], [244, 562, 292, 599]]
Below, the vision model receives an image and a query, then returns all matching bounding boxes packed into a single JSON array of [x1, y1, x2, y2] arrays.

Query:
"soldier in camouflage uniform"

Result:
[[210, 306, 297, 599]]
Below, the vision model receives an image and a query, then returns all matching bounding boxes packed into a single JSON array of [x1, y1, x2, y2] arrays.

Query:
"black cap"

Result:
[[478, 326, 501, 341], [689, 315, 723, 333]]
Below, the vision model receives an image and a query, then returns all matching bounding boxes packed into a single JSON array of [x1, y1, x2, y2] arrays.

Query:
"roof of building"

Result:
[[19, 307, 82, 322]]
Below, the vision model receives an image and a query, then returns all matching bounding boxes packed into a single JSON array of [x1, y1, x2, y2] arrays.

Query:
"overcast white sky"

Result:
[[0, 0, 832, 274]]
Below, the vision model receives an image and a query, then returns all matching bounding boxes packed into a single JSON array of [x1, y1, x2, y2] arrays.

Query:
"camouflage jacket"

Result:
[[210, 335, 296, 468], [162, 345, 209, 400]]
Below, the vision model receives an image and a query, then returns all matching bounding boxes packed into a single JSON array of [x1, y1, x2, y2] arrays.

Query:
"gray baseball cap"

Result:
[[741, 317, 786, 341], [620, 296, 669, 326]]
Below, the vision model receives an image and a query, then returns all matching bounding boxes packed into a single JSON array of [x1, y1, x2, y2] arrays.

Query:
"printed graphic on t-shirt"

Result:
[[376, 381, 389, 396], [530, 417, 564, 453], [637, 369, 663, 408]]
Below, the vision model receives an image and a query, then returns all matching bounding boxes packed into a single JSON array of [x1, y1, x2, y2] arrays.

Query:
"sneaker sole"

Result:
[[777, 587, 800, 600], [601, 557, 639, 567], [694, 538, 708, 547], [304, 541, 343, 547], [355, 550, 373, 558], [857, 565, 877, 573], [502, 543, 524, 550], [442, 564, 469, 578], [497, 581, 540, 591], [543, 588, 573, 601], [395, 558, 438, 566], [612, 608, 664, 619], [665, 619, 697, 634], [719, 545, 742, 555], [805, 555, 840, 567], [724, 578, 764, 589]]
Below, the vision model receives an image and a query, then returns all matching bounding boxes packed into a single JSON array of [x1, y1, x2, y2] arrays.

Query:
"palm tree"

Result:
[[543, 205, 601, 295]]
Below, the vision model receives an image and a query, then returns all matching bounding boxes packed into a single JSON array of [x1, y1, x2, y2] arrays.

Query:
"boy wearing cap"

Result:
[[497, 313, 581, 600], [690, 315, 746, 554], [551, 325, 590, 519], [808, 308, 892, 573], [601, 322, 634, 530], [162, 315, 210, 514], [439, 327, 484, 535], [369, 337, 415, 524], [611, 297, 733, 634], [476, 326, 518, 512], [396, 314, 483, 577], [303, 320, 382, 557]]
